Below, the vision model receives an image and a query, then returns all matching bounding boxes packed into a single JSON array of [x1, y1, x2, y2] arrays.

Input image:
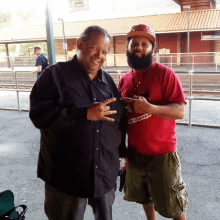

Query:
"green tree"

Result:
[[0, 12, 11, 27]]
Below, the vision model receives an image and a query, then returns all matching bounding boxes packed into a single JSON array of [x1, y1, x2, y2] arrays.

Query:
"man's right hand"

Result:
[[87, 98, 117, 121]]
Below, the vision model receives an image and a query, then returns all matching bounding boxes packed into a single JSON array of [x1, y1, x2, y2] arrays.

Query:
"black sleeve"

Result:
[[29, 67, 88, 130]]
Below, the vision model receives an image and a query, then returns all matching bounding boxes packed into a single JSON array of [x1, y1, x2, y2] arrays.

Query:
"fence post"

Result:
[[188, 70, 194, 126], [14, 71, 21, 111], [156, 53, 159, 63], [192, 55, 194, 71], [117, 70, 122, 81]]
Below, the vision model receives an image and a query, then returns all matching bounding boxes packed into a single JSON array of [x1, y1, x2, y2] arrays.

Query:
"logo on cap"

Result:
[[132, 24, 150, 32], [127, 24, 156, 44]]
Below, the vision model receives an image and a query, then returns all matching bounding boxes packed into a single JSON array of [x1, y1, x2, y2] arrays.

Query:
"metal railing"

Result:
[[0, 69, 220, 128], [0, 70, 33, 111], [1, 52, 220, 71]]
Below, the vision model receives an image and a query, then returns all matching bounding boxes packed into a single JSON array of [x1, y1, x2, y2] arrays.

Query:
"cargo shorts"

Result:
[[123, 150, 188, 218]]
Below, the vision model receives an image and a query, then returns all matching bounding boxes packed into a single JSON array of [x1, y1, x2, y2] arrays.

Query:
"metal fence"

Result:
[[0, 52, 220, 71], [0, 67, 220, 127]]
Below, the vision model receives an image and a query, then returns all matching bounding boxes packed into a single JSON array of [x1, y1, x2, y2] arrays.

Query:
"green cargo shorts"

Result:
[[123, 150, 188, 218]]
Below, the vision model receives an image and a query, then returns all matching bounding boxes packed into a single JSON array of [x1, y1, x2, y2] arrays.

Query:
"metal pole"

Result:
[[58, 18, 67, 61], [183, 5, 190, 70], [5, 44, 10, 69], [14, 71, 21, 111], [187, 7, 190, 71], [183, 5, 191, 126], [188, 70, 194, 126], [45, 0, 56, 65], [193, 55, 194, 70], [117, 70, 122, 80]]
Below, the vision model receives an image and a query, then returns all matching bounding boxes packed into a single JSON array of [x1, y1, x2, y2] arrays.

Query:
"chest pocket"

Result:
[[92, 83, 113, 101]]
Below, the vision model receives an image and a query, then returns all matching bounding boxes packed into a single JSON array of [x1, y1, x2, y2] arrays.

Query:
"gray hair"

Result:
[[80, 26, 111, 42]]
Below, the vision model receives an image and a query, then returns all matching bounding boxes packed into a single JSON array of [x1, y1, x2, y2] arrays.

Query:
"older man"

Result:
[[119, 24, 188, 220], [29, 26, 127, 220]]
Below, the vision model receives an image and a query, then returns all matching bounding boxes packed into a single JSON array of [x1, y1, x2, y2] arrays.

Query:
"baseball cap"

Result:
[[127, 24, 156, 44]]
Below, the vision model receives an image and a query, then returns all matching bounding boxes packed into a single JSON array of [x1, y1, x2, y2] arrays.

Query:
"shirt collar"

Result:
[[97, 68, 108, 85]]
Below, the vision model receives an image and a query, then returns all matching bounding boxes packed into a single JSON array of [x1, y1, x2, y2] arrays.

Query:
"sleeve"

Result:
[[35, 56, 43, 66], [29, 67, 89, 130], [162, 68, 187, 105]]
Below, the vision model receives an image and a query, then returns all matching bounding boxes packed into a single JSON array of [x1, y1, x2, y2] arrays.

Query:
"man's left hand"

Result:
[[121, 95, 152, 114]]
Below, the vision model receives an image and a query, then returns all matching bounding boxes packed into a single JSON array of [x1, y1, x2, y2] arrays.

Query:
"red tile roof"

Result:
[[1, 9, 220, 43]]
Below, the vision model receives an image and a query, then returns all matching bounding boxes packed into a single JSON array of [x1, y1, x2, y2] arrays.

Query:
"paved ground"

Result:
[[0, 106, 220, 219]]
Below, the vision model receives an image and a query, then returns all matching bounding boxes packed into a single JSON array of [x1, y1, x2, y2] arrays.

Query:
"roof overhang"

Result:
[[172, 0, 180, 5], [0, 39, 47, 45], [172, 0, 216, 5], [1, 9, 220, 44]]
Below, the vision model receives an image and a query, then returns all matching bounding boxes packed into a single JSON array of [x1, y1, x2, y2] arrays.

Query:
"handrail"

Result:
[[0, 69, 220, 128]]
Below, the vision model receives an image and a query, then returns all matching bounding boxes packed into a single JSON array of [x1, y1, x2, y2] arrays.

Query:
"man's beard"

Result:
[[127, 50, 153, 70]]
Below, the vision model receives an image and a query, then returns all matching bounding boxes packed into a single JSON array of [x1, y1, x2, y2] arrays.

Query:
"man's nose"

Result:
[[135, 44, 142, 50], [95, 50, 102, 58]]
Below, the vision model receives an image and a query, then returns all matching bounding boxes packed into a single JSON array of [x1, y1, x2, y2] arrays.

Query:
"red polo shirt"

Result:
[[118, 62, 186, 156]]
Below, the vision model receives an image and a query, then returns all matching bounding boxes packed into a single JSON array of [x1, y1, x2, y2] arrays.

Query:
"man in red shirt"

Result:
[[118, 24, 188, 220]]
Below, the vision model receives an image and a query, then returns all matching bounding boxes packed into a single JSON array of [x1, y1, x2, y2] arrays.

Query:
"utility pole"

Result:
[[45, 0, 56, 65]]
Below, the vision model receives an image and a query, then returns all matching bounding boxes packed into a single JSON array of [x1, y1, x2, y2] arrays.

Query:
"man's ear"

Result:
[[77, 38, 83, 50]]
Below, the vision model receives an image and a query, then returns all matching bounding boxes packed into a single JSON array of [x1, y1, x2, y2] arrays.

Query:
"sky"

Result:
[[1, 0, 220, 25]]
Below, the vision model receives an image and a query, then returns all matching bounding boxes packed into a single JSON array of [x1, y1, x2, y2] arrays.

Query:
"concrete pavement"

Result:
[[0, 109, 220, 219]]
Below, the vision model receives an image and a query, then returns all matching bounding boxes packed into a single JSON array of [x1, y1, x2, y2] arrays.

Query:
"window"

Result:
[[69, 0, 89, 12]]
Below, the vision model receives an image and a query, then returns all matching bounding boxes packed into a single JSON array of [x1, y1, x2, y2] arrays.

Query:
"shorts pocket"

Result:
[[171, 151, 180, 167], [172, 181, 188, 213]]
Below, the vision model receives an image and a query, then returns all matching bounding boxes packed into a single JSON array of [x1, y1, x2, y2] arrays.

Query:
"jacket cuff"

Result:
[[73, 106, 88, 119]]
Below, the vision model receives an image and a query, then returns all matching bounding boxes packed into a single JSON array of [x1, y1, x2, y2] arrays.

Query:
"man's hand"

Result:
[[121, 95, 152, 114], [87, 98, 117, 121], [32, 71, 36, 74]]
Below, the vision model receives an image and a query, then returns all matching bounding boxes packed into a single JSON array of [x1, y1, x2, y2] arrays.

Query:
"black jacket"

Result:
[[29, 55, 127, 198]]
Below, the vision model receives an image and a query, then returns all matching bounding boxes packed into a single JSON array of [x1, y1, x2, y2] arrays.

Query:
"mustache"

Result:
[[133, 50, 143, 54]]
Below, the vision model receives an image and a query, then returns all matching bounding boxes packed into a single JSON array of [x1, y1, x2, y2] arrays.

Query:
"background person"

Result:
[[118, 24, 188, 220], [29, 26, 127, 220], [32, 45, 48, 79]]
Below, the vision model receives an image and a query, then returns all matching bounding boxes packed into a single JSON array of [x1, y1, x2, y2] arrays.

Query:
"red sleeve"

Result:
[[162, 68, 187, 105]]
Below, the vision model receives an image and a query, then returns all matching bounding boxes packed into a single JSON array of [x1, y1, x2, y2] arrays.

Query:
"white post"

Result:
[[14, 71, 21, 111], [117, 70, 122, 80], [188, 70, 194, 126], [193, 55, 194, 71]]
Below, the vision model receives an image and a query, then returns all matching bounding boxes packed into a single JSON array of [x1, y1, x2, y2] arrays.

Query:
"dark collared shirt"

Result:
[[29, 55, 127, 198]]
